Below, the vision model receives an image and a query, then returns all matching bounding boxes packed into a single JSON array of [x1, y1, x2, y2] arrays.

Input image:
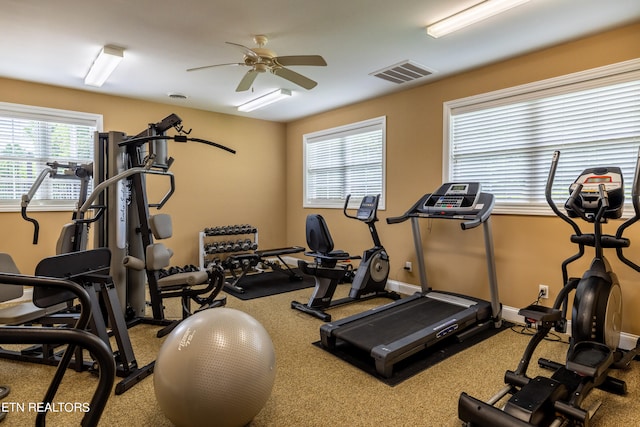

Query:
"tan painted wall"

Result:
[[0, 79, 286, 274], [285, 22, 640, 334]]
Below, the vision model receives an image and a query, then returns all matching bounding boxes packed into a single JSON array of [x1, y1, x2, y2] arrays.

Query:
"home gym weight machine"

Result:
[[319, 183, 501, 377], [458, 150, 640, 427], [291, 194, 400, 321], [11, 160, 155, 395], [1, 114, 233, 395], [87, 113, 234, 326]]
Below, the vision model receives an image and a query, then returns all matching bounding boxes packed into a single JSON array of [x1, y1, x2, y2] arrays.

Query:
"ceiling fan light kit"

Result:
[[237, 88, 292, 112], [426, 0, 530, 38], [84, 45, 124, 87]]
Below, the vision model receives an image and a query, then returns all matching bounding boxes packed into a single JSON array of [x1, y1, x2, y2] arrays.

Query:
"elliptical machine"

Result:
[[291, 194, 399, 321], [459, 150, 640, 427]]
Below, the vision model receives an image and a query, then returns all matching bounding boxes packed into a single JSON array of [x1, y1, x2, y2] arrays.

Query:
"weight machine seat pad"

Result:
[[0, 301, 68, 326], [146, 243, 173, 271], [149, 213, 173, 240], [0, 254, 23, 301], [157, 270, 209, 288], [0, 253, 66, 325]]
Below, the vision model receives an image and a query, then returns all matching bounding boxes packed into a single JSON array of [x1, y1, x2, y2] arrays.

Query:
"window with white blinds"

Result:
[[444, 59, 640, 215], [304, 116, 386, 208], [0, 102, 102, 211]]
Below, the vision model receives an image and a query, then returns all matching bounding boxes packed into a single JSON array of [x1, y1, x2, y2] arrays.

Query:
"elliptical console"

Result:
[[566, 166, 624, 219]]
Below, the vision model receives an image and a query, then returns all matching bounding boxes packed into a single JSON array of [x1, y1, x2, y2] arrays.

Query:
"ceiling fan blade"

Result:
[[274, 55, 327, 67], [225, 41, 261, 61], [272, 67, 318, 90], [187, 63, 244, 72], [236, 69, 259, 92]]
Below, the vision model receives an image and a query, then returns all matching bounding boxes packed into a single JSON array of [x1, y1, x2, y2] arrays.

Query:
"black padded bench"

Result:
[[223, 246, 305, 293]]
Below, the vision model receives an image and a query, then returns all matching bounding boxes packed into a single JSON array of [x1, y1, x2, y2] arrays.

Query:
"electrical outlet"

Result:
[[404, 261, 412, 272], [539, 284, 549, 299]]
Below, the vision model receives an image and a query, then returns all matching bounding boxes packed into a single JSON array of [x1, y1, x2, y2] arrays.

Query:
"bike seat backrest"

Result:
[[306, 214, 335, 255]]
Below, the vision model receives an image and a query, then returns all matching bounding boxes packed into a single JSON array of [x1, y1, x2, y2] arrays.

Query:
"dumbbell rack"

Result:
[[198, 224, 258, 270]]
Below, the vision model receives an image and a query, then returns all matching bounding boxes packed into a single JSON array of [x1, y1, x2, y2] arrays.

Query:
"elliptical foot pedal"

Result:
[[566, 341, 613, 378], [519, 304, 562, 323]]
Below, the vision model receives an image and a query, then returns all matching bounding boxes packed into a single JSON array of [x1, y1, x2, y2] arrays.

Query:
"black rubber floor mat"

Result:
[[225, 269, 315, 300]]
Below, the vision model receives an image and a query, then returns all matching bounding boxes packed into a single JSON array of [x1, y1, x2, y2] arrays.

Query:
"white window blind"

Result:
[[0, 102, 102, 211], [445, 60, 640, 215], [304, 116, 386, 208]]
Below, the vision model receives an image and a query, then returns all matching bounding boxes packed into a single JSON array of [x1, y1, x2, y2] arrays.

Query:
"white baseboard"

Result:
[[386, 279, 639, 351]]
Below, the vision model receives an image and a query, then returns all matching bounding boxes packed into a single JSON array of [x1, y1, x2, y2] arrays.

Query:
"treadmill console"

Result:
[[421, 182, 482, 213], [386, 182, 493, 230]]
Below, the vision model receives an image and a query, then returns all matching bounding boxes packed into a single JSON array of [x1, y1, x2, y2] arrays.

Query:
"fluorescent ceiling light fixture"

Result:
[[84, 45, 124, 87], [237, 89, 292, 112], [426, 0, 530, 38]]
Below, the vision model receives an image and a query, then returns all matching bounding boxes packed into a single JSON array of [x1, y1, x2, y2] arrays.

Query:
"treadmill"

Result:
[[319, 182, 502, 378]]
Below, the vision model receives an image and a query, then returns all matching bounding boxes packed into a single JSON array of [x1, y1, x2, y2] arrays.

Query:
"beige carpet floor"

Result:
[[1, 283, 639, 426]]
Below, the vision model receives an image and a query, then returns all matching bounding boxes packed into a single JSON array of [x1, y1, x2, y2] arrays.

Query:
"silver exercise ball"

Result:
[[154, 307, 276, 427]]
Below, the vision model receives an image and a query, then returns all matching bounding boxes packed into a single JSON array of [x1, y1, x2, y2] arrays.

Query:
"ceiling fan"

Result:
[[187, 35, 327, 92]]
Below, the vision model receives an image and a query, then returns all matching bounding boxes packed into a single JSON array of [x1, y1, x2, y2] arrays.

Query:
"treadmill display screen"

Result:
[[447, 184, 468, 194], [421, 182, 481, 212]]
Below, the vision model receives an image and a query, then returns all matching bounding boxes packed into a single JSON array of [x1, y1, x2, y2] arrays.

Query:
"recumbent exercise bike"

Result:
[[459, 150, 640, 426], [291, 194, 399, 321]]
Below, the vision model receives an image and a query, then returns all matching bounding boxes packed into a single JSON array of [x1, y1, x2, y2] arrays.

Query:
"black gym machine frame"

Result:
[[459, 150, 640, 427]]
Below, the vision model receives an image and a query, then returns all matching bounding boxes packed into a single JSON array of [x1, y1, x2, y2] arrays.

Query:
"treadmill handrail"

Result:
[[461, 193, 495, 230], [386, 194, 431, 224]]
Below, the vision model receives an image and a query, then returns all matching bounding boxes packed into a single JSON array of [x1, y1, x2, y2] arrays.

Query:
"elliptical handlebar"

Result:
[[615, 147, 640, 272], [546, 151, 582, 236], [566, 184, 593, 223], [595, 183, 610, 223], [550, 148, 640, 273]]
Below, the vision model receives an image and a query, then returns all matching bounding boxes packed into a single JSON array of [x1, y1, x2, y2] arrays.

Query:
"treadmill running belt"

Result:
[[333, 298, 470, 351]]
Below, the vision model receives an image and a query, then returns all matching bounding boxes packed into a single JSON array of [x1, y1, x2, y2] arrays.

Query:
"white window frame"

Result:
[[0, 102, 103, 212], [443, 58, 640, 216], [303, 116, 386, 209]]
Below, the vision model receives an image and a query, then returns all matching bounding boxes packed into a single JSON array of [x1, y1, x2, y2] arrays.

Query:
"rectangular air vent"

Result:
[[370, 60, 434, 84]]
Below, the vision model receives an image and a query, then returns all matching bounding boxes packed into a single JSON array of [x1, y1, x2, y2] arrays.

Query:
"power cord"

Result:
[[509, 324, 567, 343]]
